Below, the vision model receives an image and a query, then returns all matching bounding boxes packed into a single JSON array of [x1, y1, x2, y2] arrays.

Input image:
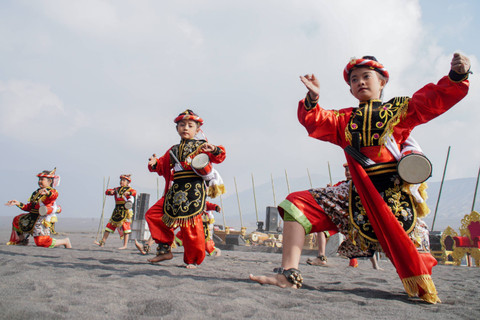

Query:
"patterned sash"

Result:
[[349, 162, 417, 242]]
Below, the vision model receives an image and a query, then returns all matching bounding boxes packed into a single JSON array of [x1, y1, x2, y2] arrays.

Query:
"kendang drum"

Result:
[[397, 150, 432, 184], [39, 204, 62, 216], [192, 153, 212, 176]]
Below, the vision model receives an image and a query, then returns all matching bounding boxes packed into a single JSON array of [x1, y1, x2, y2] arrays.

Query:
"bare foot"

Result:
[[306, 257, 327, 266], [148, 252, 173, 263], [214, 248, 222, 257], [249, 273, 297, 289], [185, 264, 197, 269], [118, 246, 127, 250], [64, 238, 72, 249], [94, 241, 105, 247], [135, 239, 146, 255]]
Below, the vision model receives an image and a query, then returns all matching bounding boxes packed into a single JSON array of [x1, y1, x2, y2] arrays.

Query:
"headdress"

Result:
[[120, 174, 132, 182], [343, 56, 389, 84], [37, 168, 60, 187], [174, 109, 204, 125]]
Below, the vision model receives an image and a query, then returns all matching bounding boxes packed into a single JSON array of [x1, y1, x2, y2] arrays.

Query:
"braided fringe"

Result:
[[162, 214, 197, 228], [402, 274, 441, 304]]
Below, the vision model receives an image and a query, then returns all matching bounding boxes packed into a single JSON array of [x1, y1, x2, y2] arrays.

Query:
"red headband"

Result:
[[174, 109, 204, 125], [37, 168, 57, 179], [120, 174, 132, 182], [343, 58, 389, 84]]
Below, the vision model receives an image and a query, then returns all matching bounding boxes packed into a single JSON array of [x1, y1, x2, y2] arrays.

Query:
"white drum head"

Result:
[[397, 154, 432, 184], [192, 153, 209, 169], [39, 206, 48, 216], [125, 201, 133, 209]]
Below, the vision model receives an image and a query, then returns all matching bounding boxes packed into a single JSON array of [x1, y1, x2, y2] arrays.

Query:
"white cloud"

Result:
[[0, 0, 479, 222], [0, 80, 88, 142]]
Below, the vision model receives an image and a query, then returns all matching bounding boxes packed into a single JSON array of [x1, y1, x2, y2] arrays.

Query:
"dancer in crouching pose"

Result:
[[6, 168, 71, 249], [250, 53, 470, 304]]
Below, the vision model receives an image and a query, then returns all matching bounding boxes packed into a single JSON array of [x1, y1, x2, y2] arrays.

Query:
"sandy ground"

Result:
[[0, 231, 479, 320]]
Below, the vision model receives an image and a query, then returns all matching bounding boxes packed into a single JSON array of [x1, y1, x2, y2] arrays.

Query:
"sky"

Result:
[[1, 0, 479, 228]]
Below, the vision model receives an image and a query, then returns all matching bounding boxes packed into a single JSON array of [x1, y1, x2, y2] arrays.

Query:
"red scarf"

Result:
[[346, 155, 440, 304]]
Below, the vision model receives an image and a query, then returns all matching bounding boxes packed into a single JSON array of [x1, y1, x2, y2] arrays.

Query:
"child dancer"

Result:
[[5, 168, 71, 248], [250, 53, 470, 304], [95, 174, 136, 249], [145, 110, 226, 268]]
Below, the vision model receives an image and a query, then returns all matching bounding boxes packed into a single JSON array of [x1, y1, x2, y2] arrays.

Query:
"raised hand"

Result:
[[148, 154, 157, 166], [5, 200, 20, 206], [300, 74, 320, 100], [201, 143, 216, 153], [451, 53, 471, 74]]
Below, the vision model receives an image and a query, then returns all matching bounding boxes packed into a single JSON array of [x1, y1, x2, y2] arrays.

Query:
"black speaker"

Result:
[[429, 231, 442, 251], [265, 206, 279, 232], [256, 221, 264, 232], [134, 193, 150, 220], [225, 234, 246, 246]]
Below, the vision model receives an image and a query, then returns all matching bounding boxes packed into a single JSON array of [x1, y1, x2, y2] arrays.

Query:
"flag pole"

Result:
[[307, 168, 313, 188], [234, 177, 244, 229], [271, 173, 277, 207], [328, 161, 333, 186], [251, 173, 259, 223], [285, 169, 291, 194], [219, 194, 227, 231], [471, 166, 480, 212], [96, 176, 110, 242], [431, 146, 450, 231]]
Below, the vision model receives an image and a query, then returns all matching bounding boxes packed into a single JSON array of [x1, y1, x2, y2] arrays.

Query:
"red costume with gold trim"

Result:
[[104, 185, 137, 238], [8, 169, 61, 248], [146, 110, 226, 265], [279, 62, 469, 303]]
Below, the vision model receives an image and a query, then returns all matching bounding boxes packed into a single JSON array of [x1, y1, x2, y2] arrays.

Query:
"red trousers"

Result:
[[10, 214, 53, 247], [176, 230, 216, 255], [146, 197, 206, 265], [106, 221, 131, 238], [34, 235, 54, 247], [280, 190, 338, 234]]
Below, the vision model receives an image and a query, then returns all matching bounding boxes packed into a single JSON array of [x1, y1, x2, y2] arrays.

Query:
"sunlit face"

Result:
[[176, 119, 200, 140], [120, 178, 129, 187], [38, 177, 52, 188], [349, 68, 385, 101]]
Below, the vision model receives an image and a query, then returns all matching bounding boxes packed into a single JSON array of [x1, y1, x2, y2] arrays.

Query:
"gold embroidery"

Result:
[[345, 97, 410, 147]]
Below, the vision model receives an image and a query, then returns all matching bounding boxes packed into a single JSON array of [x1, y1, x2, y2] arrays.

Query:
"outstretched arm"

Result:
[[399, 52, 470, 129]]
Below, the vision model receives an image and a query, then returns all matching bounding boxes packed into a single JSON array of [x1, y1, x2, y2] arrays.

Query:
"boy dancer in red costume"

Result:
[[95, 174, 136, 249], [145, 110, 226, 268], [5, 168, 71, 248], [250, 53, 470, 304]]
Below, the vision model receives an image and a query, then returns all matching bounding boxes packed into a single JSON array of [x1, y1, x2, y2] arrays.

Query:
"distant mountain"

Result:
[[1, 177, 477, 235], [218, 176, 480, 233]]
